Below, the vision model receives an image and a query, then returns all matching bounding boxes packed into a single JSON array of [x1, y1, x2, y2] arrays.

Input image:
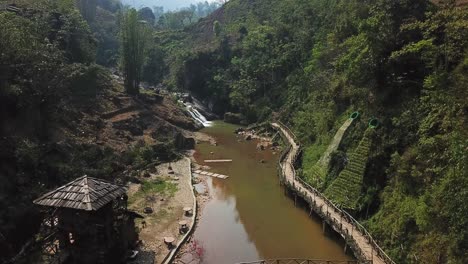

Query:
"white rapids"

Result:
[[186, 104, 212, 127]]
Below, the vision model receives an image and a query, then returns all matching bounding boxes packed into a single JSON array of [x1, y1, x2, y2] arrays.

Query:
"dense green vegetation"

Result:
[[0, 0, 180, 261], [0, 0, 102, 259], [155, 2, 222, 30], [0, 0, 466, 262], [155, 0, 467, 262]]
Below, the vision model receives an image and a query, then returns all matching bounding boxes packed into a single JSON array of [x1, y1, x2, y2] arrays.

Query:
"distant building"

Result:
[[33, 175, 142, 264]]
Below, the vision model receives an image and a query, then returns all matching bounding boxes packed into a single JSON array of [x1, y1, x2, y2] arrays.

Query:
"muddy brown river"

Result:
[[193, 121, 354, 264]]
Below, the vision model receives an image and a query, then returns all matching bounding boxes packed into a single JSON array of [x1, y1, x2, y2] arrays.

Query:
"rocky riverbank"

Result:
[[235, 126, 280, 153]]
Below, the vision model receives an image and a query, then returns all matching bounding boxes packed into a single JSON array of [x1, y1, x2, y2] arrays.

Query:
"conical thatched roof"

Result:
[[33, 175, 126, 211]]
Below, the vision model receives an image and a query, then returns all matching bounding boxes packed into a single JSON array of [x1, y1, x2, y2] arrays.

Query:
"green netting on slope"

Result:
[[303, 116, 357, 188], [324, 129, 372, 209]]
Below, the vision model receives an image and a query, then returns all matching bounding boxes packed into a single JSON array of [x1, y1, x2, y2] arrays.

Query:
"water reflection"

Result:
[[193, 122, 353, 264]]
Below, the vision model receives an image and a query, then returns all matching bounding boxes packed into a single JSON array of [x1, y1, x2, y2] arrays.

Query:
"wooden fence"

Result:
[[272, 121, 395, 264], [238, 259, 359, 264]]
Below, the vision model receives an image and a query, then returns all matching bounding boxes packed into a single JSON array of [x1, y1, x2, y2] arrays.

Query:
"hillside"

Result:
[[0, 1, 199, 261], [158, 0, 468, 262], [1, 0, 467, 263]]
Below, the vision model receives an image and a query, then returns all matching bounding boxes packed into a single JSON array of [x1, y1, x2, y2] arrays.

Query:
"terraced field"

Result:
[[324, 130, 372, 209], [304, 118, 355, 188]]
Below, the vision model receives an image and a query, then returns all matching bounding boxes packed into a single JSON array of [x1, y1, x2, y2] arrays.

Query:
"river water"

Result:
[[193, 121, 354, 264]]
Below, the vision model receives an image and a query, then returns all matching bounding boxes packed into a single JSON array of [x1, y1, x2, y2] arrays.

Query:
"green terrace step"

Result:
[[324, 129, 373, 209]]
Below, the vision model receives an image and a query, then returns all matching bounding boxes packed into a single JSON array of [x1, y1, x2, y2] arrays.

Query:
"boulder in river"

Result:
[[234, 127, 245, 134], [224, 112, 245, 124], [174, 132, 196, 150], [245, 135, 252, 141]]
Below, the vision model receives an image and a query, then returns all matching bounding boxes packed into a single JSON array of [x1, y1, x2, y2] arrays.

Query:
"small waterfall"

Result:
[[186, 104, 212, 127]]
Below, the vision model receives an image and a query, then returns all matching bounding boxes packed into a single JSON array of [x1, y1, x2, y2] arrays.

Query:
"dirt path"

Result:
[[172, 155, 214, 264], [317, 118, 353, 168], [128, 158, 196, 264], [272, 123, 389, 264]]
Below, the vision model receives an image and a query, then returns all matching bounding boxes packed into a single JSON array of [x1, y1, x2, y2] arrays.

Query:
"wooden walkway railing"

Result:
[[238, 259, 359, 264], [272, 122, 395, 264]]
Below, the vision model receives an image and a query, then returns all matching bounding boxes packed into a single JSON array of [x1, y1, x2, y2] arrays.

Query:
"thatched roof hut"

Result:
[[33, 175, 126, 211], [33, 176, 139, 264]]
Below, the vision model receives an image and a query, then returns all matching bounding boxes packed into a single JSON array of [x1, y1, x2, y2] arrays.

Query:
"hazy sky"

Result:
[[121, 0, 220, 11]]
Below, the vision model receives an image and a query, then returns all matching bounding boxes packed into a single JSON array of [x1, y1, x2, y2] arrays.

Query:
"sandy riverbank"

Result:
[[126, 129, 217, 264], [172, 141, 215, 263], [127, 158, 196, 264], [172, 166, 212, 264]]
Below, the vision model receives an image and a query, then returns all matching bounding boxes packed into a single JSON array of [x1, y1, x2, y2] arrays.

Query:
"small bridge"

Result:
[[271, 122, 395, 264], [238, 259, 359, 264]]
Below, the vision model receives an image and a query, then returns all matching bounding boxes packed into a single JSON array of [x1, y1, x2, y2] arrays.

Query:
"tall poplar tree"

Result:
[[120, 8, 149, 95]]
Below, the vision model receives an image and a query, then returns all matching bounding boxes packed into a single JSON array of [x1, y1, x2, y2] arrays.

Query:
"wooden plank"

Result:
[[193, 170, 229, 179], [204, 159, 233, 163]]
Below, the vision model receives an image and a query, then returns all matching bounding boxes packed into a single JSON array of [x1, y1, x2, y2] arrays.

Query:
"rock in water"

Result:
[[234, 127, 245, 134], [224, 112, 245, 124]]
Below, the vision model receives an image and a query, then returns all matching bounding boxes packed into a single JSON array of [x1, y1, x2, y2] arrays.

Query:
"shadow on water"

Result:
[[193, 121, 355, 264]]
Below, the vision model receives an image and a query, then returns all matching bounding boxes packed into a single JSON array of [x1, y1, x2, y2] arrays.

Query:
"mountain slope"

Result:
[[158, 0, 468, 262], [0, 2, 198, 261]]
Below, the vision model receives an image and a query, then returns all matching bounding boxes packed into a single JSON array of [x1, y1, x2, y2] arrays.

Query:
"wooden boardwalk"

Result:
[[193, 170, 229, 179], [271, 122, 395, 264]]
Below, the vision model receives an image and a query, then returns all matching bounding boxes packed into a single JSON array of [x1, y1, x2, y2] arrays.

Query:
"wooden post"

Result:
[[344, 241, 348, 253], [322, 221, 326, 234]]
